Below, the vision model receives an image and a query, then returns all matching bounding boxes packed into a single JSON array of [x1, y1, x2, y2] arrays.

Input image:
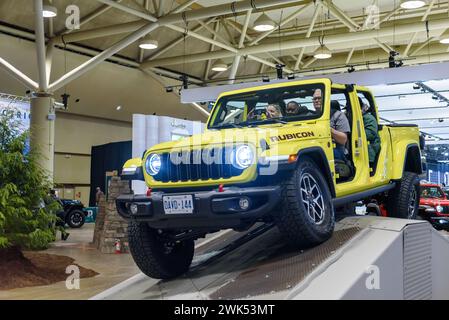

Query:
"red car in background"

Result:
[[419, 183, 449, 230]]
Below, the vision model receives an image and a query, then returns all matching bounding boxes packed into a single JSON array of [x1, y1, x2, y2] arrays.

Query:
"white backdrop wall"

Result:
[[132, 115, 205, 194]]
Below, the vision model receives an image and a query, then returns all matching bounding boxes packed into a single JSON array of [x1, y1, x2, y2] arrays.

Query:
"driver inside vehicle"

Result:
[[313, 89, 350, 161]]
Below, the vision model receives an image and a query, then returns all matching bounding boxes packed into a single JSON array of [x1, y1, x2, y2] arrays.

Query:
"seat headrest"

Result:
[[330, 100, 341, 112]]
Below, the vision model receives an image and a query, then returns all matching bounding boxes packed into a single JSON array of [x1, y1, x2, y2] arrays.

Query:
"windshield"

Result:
[[420, 186, 446, 199], [208, 83, 325, 129]]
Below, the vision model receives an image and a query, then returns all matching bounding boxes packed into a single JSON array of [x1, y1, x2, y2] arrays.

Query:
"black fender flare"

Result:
[[295, 147, 336, 198], [403, 143, 423, 176]]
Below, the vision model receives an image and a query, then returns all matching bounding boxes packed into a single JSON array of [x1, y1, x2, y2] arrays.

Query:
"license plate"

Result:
[[163, 195, 194, 214]]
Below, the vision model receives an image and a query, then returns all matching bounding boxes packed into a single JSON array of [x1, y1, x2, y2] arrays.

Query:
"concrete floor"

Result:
[[1, 221, 448, 300], [0, 224, 140, 300]]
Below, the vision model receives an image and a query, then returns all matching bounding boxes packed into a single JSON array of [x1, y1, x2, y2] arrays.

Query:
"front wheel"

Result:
[[66, 210, 86, 228], [275, 157, 335, 248], [386, 171, 420, 219], [128, 222, 194, 279]]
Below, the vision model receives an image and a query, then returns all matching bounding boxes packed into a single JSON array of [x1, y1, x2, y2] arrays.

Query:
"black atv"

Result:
[[56, 199, 87, 228]]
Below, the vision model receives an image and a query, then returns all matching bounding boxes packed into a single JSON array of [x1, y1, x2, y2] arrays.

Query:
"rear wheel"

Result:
[[275, 158, 335, 248], [128, 222, 194, 279], [386, 171, 420, 219]]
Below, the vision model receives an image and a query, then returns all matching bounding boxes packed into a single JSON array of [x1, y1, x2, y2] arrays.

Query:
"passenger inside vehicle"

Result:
[[286, 101, 309, 116], [265, 104, 283, 118], [211, 84, 326, 128], [359, 97, 381, 167]]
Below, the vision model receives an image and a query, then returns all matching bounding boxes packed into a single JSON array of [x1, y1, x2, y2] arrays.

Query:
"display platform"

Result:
[[91, 216, 449, 300]]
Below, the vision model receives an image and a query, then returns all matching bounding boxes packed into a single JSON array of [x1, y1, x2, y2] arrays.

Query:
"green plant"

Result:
[[0, 112, 60, 250]]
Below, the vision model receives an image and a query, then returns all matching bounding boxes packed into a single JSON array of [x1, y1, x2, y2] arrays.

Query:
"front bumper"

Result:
[[116, 186, 281, 229]]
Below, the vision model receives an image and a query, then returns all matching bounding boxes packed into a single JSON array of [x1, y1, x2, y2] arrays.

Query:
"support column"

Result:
[[30, 95, 55, 180]]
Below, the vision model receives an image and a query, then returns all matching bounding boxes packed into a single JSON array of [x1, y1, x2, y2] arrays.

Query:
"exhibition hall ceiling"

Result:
[[370, 79, 448, 138], [1, 0, 449, 83], [1, 1, 449, 125]]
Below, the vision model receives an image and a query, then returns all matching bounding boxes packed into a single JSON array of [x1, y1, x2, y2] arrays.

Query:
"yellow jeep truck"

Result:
[[116, 78, 423, 279]]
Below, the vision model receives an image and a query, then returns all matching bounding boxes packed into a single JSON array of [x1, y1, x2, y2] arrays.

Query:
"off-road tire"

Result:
[[66, 210, 85, 228], [128, 221, 194, 279], [275, 157, 335, 248], [386, 171, 420, 219]]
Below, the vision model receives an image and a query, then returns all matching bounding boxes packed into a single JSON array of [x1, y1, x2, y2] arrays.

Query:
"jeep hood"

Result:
[[148, 121, 327, 152]]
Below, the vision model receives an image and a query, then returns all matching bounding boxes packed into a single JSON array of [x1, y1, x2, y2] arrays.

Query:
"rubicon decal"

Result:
[[270, 132, 315, 142]]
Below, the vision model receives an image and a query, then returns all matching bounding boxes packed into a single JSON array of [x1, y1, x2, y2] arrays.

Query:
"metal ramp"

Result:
[[92, 216, 449, 300]]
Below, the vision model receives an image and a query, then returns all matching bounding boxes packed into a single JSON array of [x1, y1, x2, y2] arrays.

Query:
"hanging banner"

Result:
[[0, 96, 31, 134]]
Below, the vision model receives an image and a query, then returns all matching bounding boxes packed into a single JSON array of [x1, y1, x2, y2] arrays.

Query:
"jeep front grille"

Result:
[[152, 147, 245, 183]]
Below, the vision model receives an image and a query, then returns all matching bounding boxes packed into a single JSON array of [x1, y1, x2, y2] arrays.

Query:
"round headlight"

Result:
[[436, 205, 443, 213], [233, 145, 254, 169], [146, 153, 161, 176]]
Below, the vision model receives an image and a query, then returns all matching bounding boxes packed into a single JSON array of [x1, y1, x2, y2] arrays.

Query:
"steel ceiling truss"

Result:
[[1, 0, 449, 93]]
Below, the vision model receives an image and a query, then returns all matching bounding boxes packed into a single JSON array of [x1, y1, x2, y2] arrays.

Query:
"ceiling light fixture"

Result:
[[314, 45, 332, 59], [211, 60, 228, 72], [139, 35, 158, 50], [400, 0, 426, 9], [347, 65, 355, 73], [253, 13, 275, 32], [43, 0, 57, 18], [439, 29, 449, 44]]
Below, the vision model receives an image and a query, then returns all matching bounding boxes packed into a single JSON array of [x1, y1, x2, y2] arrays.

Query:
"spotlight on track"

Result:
[[61, 93, 70, 109], [413, 84, 421, 90], [262, 75, 270, 83], [275, 64, 285, 79], [180, 75, 188, 90], [389, 51, 403, 68], [165, 87, 174, 93], [347, 65, 355, 73]]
